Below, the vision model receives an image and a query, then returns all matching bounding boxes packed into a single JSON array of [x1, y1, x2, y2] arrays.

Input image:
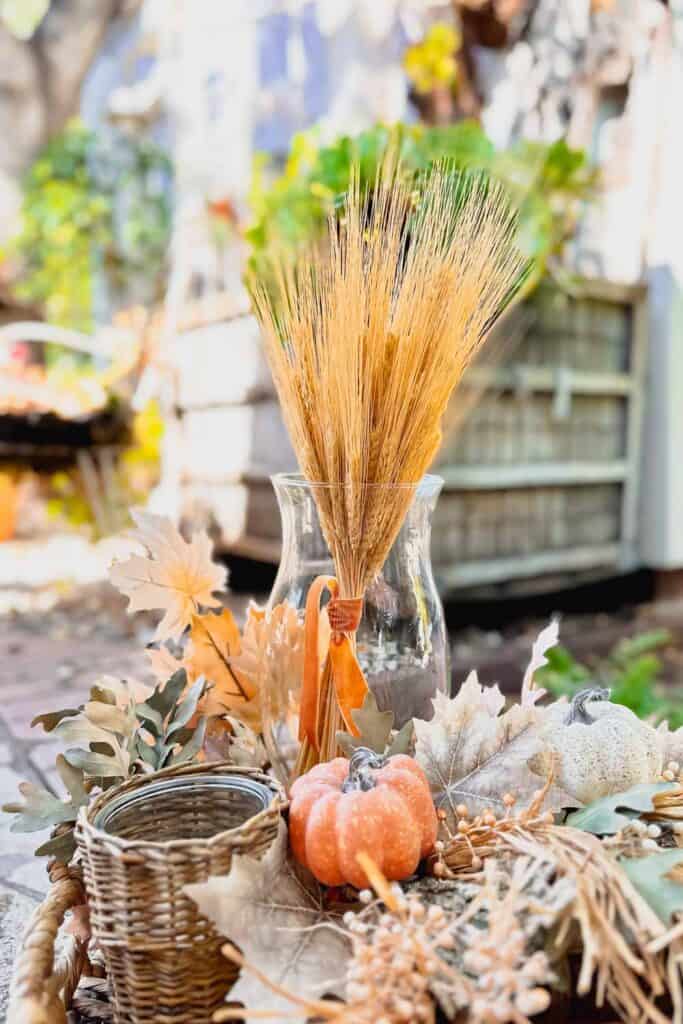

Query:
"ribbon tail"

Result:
[[300, 575, 337, 750], [328, 635, 369, 736]]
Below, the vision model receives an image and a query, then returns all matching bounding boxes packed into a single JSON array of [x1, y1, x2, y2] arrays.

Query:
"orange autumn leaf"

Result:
[[187, 609, 260, 729]]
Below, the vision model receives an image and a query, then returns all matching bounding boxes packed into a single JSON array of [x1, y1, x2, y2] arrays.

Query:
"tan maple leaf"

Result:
[[414, 673, 570, 825], [187, 609, 260, 729], [186, 820, 349, 1018], [109, 511, 227, 641], [230, 601, 311, 723]]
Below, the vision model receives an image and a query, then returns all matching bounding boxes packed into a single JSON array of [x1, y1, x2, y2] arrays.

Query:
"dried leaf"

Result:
[[31, 708, 80, 732], [146, 643, 185, 684], [230, 600, 307, 726], [621, 850, 683, 925], [657, 721, 683, 769], [109, 510, 227, 640], [521, 619, 559, 707], [35, 828, 77, 862], [203, 716, 269, 769], [414, 673, 561, 824], [337, 689, 414, 757], [187, 609, 259, 727], [3, 755, 88, 835], [186, 820, 349, 1019], [565, 783, 677, 835]]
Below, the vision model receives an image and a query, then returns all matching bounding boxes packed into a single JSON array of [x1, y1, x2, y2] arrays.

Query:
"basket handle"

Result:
[[7, 862, 89, 1024]]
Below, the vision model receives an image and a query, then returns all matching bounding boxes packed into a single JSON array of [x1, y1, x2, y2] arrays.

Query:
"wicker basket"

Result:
[[74, 761, 284, 1024]]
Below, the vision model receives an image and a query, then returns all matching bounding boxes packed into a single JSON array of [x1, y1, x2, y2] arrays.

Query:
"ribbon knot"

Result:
[[327, 596, 363, 634], [299, 576, 368, 752]]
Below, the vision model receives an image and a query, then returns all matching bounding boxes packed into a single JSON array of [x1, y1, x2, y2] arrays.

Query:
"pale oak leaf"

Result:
[[186, 820, 348, 1022], [520, 619, 559, 707]]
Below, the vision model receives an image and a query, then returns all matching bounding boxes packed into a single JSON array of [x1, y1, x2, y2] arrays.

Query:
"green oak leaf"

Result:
[[565, 783, 676, 835]]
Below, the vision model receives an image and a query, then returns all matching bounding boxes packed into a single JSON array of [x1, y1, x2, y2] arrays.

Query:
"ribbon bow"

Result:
[[299, 575, 368, 751]]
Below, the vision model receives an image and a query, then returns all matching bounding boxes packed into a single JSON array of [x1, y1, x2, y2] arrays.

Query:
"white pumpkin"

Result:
[[540, 687, 663, 804]]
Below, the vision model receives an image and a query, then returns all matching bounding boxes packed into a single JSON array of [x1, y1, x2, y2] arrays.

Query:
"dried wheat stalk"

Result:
[[252, 163, 527, 768]]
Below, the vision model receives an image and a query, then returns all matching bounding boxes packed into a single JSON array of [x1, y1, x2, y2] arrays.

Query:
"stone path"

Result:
[[0, 558, 258, 1014]]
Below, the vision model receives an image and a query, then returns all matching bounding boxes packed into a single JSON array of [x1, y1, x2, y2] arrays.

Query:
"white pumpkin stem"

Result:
[[565, 686, 611, 726]]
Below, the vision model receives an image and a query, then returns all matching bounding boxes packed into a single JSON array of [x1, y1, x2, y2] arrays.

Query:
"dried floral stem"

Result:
[[253, 162, 526, 768], [499, 824, 679, 1024]]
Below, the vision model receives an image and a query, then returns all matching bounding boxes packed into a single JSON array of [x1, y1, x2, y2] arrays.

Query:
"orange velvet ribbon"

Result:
[[299, 575, 368, 751]]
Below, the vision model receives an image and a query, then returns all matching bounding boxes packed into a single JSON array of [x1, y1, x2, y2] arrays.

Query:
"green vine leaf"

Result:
[[565, 783, 676, 835]]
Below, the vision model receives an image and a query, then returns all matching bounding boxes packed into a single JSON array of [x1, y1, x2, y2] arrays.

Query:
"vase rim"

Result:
[[271, 472, 443, 493]]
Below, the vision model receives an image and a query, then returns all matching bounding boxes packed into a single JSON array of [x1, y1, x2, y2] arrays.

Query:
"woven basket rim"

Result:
[[76, 760, 286, 854]]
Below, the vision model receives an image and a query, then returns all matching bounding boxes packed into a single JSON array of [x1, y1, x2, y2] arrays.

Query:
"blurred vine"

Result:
[[9, 120, 172, 332], [247, 121, 597, 296]]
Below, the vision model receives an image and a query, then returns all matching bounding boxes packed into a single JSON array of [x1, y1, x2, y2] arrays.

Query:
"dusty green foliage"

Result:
[[538, 630, 683, 729], [621, 850, 683, 925], [2, 669, 209, 862], [336, 690, 414, 758], [565, 783, 676, 836]]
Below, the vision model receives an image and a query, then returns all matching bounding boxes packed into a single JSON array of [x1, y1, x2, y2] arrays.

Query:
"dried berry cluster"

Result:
[[343, 886, 456, 1023], [432, 786, 555, 878]]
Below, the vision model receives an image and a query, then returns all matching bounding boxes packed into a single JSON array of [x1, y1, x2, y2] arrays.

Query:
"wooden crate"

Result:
[[173, 280, 647, 595], [432, 279, 647, 593]]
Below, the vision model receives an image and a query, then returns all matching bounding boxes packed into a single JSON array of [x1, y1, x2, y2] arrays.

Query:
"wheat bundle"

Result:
[[252, 163, 527, 771]]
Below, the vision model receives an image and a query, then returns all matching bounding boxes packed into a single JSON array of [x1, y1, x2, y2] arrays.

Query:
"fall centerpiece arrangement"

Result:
[[6, 162, 683, 1024]]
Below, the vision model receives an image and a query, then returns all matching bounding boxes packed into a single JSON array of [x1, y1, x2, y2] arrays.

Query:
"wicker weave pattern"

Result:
[[75, 762, 285, 1024]]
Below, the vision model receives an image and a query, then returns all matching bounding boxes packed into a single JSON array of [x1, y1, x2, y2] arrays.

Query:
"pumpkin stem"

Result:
[[565, 686, 611, 726], [342, 746, 385, 792]]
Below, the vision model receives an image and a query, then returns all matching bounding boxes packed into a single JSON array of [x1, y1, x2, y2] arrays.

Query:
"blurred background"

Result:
[[0, 0, 683, 876]]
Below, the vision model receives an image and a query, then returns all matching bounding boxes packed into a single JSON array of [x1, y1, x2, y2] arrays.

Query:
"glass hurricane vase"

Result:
[[266, 473, 449, 778]]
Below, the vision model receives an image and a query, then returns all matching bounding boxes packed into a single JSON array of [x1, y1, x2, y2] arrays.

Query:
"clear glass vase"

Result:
[[267, 473, 449, 770]]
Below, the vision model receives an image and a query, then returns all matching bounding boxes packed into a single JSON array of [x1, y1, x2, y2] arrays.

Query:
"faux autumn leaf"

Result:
[[146, 643, 185, 684], [187, 609, 259, 728], [620, 849, 683, 925], [414, 673, 565, 825], [109, 510, 227, 641], [186, 820, 349, 1020], [520, 618, 559, 707], [565, 783, 676, 835], [337, 689, 414, 758], [3, 754, 88, 834], [230, 600, 310, 724], [657, 721, 683, 769]]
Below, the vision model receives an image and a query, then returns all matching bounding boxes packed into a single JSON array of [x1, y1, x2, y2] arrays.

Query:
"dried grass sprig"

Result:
[[252, 163, 527, 767], [499, 825, 680, 1024]]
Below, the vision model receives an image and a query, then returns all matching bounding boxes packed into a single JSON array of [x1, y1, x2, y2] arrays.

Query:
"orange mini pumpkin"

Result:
[[289, 747, 438, 888]]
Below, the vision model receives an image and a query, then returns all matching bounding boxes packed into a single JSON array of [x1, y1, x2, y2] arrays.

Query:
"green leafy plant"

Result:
[[3, 669, 209, 863], [537, 630, 683, 729], [10, 119, 172, 331], [247, 121, 596, 295]]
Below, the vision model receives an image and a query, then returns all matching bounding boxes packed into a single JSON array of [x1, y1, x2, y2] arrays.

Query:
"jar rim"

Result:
[[271, 472, 444, 493]]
